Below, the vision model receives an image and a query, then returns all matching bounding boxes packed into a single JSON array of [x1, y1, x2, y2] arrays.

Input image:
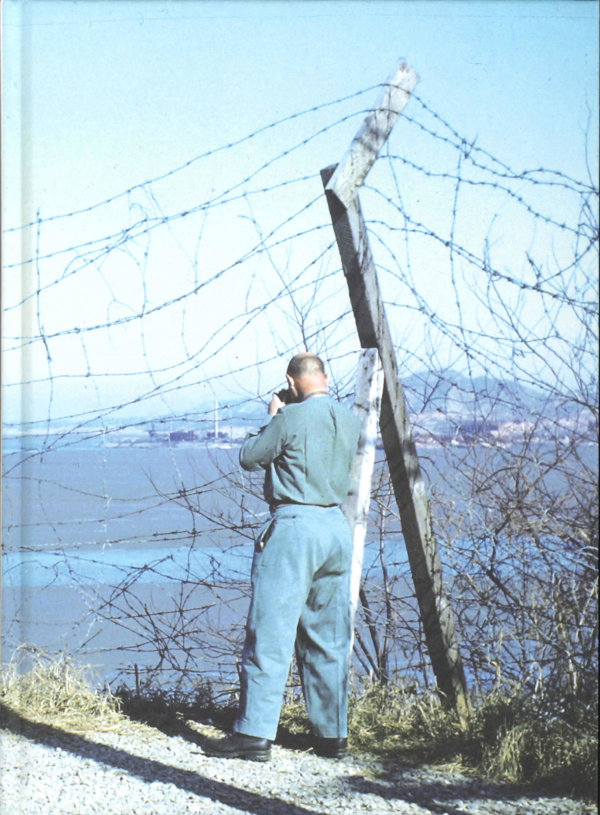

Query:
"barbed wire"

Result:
[[2, 77, 598, 696], [409, 92, 597, 193], [2, 84, 380, 234]]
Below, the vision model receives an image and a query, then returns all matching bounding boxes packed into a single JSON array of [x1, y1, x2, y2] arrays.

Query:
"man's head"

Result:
[[285, 353, 328, 399]]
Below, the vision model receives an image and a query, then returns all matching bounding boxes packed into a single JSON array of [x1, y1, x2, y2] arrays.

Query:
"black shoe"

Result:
[[312, 737, 348, 759], [202, 732, 271, 762]]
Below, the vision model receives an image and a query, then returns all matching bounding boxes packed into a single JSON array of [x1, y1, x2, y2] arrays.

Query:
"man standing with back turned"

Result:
[[204, 353, 361, 762]]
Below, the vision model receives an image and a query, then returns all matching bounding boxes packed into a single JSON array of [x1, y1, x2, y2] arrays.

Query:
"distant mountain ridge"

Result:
[[141, 371, 591, 425], [399, 371, 581, 422], [6, 371, 591, 438]]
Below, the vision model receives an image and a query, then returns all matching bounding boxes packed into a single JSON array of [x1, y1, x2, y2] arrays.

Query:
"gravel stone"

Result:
[[0, 721, 594, 814]]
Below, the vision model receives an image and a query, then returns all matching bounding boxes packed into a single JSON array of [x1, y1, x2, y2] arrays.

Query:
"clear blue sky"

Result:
[[3, 0, 598, 215], [2, 0, 598, 423]]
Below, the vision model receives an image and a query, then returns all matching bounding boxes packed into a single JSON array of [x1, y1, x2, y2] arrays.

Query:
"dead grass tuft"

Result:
[[0, 647, 124, 733], [344, 680, 598, 799], [280, 678, 597, 799]]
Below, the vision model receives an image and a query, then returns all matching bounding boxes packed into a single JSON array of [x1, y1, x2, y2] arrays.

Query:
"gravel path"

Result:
[[0, 715, 594, 815]]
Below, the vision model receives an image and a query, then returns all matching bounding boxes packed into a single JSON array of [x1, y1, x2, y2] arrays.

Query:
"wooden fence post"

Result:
[[343, 349, 384, 627], [326, 61, 418, 210], [321, 64, 471, 722]]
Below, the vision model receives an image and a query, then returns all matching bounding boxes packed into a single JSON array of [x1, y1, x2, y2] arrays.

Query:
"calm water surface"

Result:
[[2, 435, 596, 687]]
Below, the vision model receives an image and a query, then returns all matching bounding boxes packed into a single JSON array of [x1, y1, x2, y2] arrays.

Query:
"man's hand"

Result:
[[268, 393, 286, 416], [268, 374, 300, 415]]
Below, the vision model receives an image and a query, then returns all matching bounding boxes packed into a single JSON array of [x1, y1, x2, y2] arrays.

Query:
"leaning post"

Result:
[[326, 61, 418, 209], [321, 61, 471, 723]]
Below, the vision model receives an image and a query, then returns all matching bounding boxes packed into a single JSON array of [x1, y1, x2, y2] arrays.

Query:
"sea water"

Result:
[[2, 434, 596, 690], [1, 437, 405, 687]]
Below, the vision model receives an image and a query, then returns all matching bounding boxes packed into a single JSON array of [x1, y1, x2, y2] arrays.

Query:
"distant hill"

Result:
[[400, 370, 584, 422], [114, 371, 589, 426], [9, 370, 590, 438]]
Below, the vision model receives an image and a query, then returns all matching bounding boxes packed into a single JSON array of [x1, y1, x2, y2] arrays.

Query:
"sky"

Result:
[[2, 0, 598, 426], [3, 0, 598, 210]]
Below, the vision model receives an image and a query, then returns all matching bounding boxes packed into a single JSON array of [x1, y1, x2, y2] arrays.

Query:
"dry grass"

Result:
[[1, 648, 596, 801], [281, 678, 597, 800], [0, 647, 124, 733], [471, 694, 598, 795]]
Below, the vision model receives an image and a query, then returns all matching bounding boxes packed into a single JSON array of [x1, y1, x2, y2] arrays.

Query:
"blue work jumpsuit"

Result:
[[234, 394, 361, 741]]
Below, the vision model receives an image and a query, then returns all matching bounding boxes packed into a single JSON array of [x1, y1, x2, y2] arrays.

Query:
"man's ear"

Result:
[[286, 373, 300, 399]]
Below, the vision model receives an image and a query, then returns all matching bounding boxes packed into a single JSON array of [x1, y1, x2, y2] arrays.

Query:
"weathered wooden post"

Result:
[[343, 349, 384, 624], [323, 61, 471, 722], [325, 61, 419, 209]]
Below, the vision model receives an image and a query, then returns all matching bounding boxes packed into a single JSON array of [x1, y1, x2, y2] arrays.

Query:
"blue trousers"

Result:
[[234, 504, 352, 741]]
